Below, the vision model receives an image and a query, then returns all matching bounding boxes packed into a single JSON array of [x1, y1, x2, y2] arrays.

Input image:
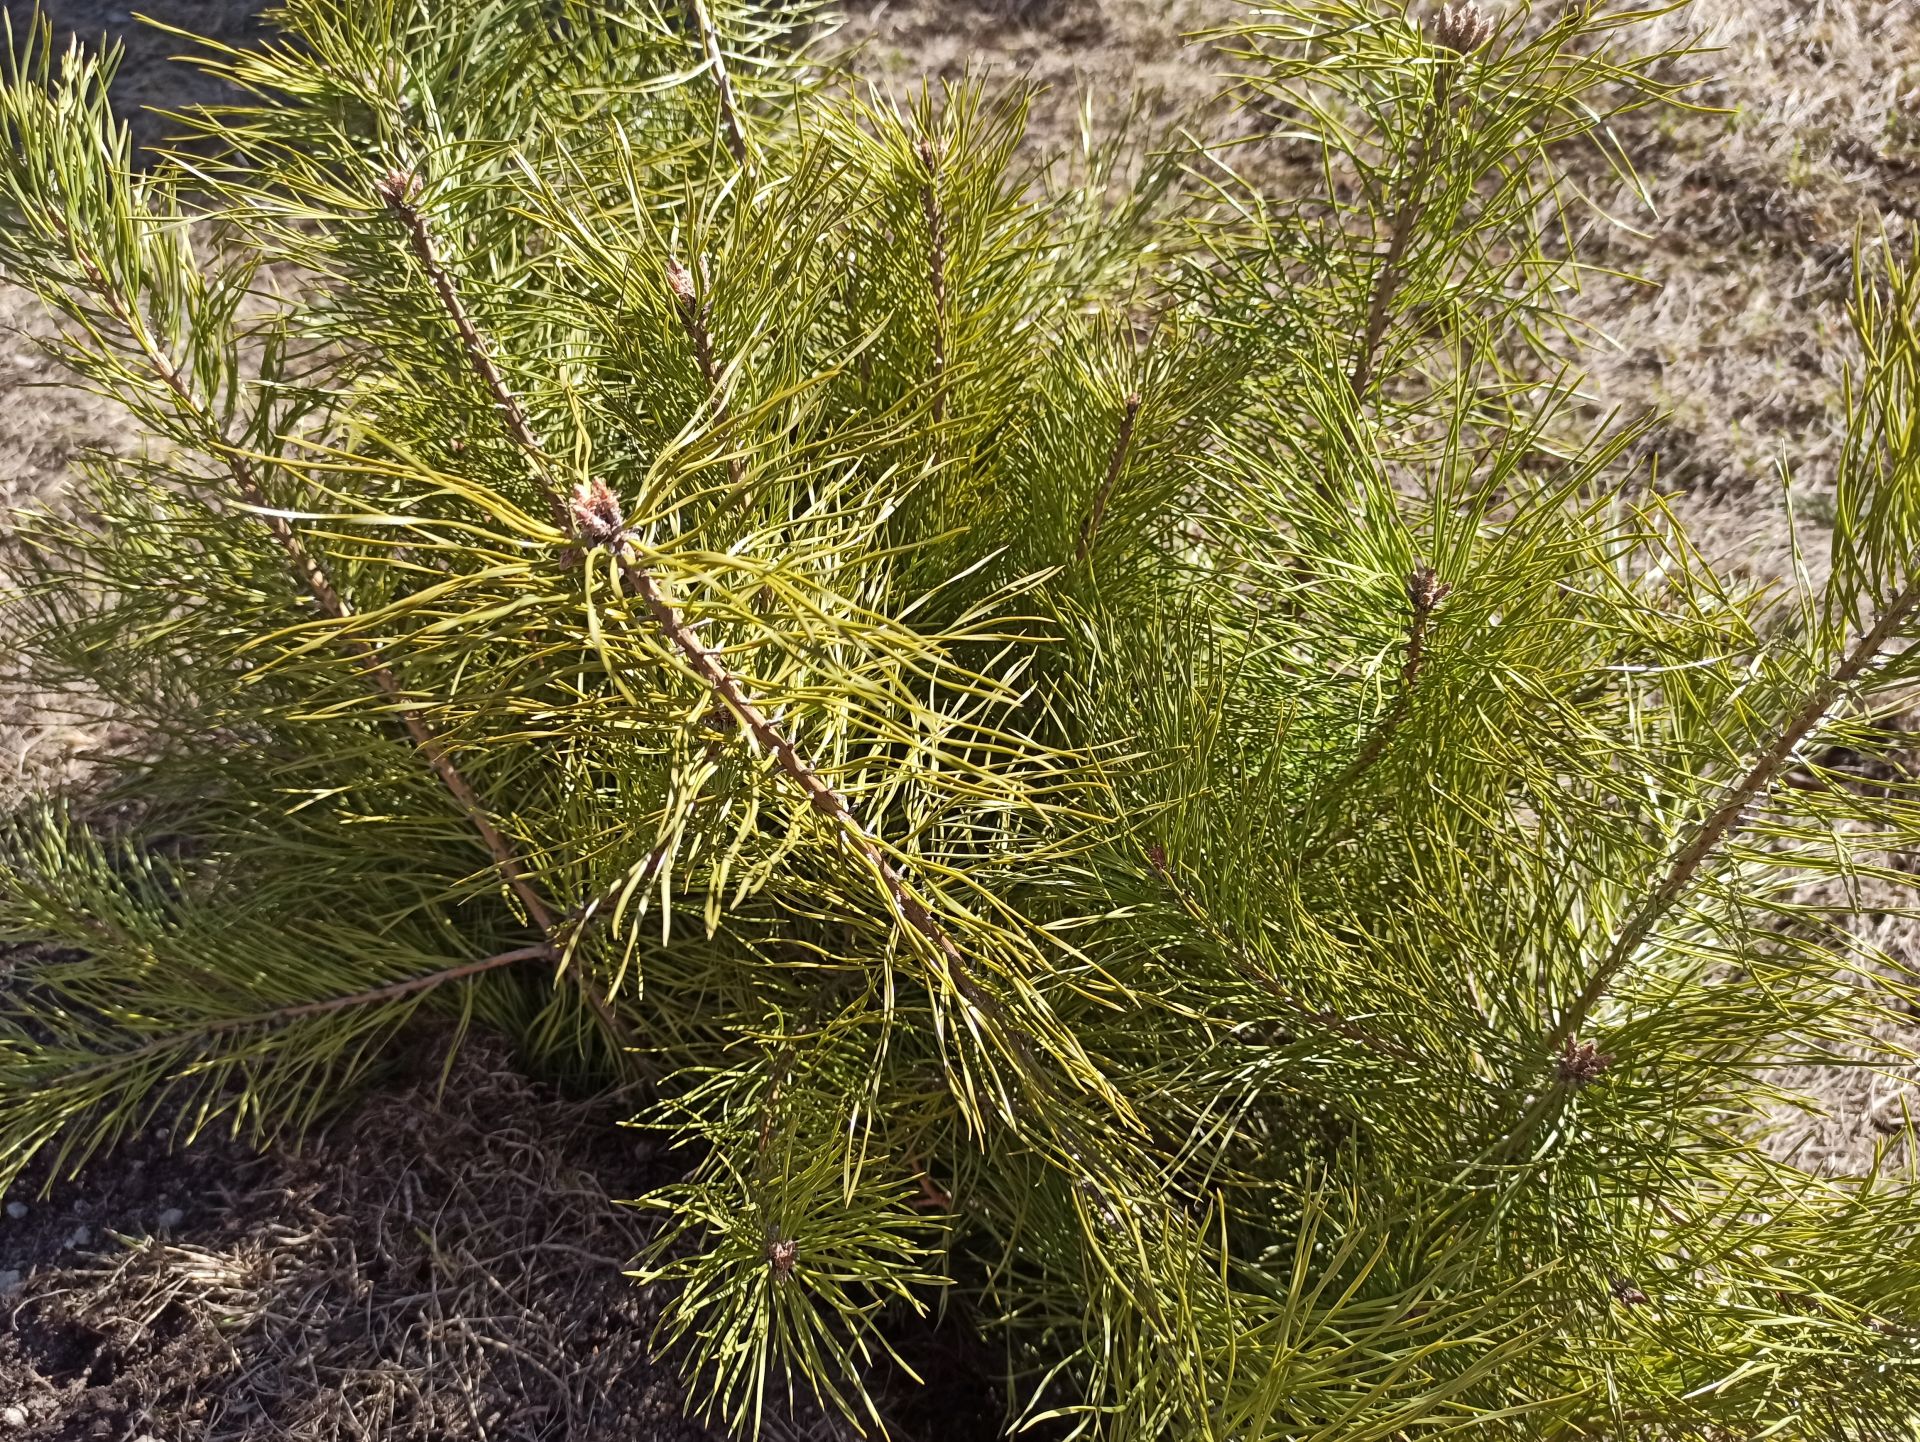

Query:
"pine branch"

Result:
[[383, 186, 1138, 1208], [1346, 19, 1484, 403], [380, 171, 572, 534], [1145, 845, 1413, 1063], [686, 0, 750, 167], [1481, 572, 1920, 1163], [918, 136, 949, 428], [1074, 390, 1143, 566], [383, 180, 987, 1003], [1547, 572, 1920, 1053], [664, 256, 749, 498], [48, 943, 553, 1073], [1295, 563, 1452, 865], [18, 196, 639, 1074], [47, 214, 563, 945]]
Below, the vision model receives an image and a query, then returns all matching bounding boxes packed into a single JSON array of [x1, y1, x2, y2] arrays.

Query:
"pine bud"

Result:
[[1555, 1035, 1612, 1088], [766, 1235, 798, 1282], [1430, 1, 1494, 54], [568, 478, 625, 547], [916, 135, 940, 175], [1406, 563, 1453, 615], [376, 166, 423, 209], [1609, 1274, 1649, 1307], [664, 257, 697, 311]]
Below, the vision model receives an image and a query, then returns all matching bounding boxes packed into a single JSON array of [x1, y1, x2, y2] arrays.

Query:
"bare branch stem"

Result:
[[1074, 391, 1143, 566], [686, 0, 750, 167], [1546, 574, 1920, 1054], [918, 138, 949, 428]]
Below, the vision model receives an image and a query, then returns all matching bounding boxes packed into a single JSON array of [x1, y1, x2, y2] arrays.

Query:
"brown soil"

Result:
[[4, 1, 1918, 1437], [0, 1029, 930, 1440], [0, 1034, 711, 1438]]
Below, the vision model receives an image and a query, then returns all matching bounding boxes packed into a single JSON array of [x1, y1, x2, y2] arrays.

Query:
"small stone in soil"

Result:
[[3, 1403, 28, 1427], [61, 1224, 91, 1250], [157, 1206, 185, 1230], [4, 1200, 26, 1220]]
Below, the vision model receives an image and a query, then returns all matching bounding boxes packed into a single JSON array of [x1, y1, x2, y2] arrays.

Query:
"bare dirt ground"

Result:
[[3, 0, 1919, 1436], [1, 1035, 730, 1440]]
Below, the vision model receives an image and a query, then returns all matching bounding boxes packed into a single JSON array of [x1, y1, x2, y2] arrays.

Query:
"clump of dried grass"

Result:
[[0, 1038, 845, 1440]]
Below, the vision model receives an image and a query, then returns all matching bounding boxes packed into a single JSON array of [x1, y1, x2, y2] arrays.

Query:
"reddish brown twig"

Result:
[[55, 943, 554, 1075], [1545, 572, 1920, 1054], [663, 257, 749, 498], [1484, 572, 1920, 1164], [1075, 391, 1143, 566], [685, 0, 750, 167], [380, 171, 571, 534], [918, 136, 949, 428], [1346, 48, 1468, 406]]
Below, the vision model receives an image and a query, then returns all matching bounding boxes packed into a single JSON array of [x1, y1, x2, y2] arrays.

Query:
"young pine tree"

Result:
[[2, 0, 1918, 1436]]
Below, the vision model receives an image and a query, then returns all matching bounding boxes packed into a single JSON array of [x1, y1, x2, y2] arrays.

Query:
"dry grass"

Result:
[[0, 1035, 862, 1439], [1573, 0, 1920, 587]]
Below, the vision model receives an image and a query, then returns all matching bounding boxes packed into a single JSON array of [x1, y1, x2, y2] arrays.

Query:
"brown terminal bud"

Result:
[[568, 478, 625, 548], [916, 135, 940, 174], [376, 166, 423, 210], [1609, 1275, 1650, 1307], [767, 1236, 797, 1282], [1430, 1, 1494, 54], [1555, 1035, 1613, 1088], [1406, 563, 1453, 614], [664, 257, 697, 311]]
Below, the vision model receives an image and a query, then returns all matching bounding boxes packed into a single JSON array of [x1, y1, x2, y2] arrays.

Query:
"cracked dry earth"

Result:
[[4, 0, 1920, 1436]]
